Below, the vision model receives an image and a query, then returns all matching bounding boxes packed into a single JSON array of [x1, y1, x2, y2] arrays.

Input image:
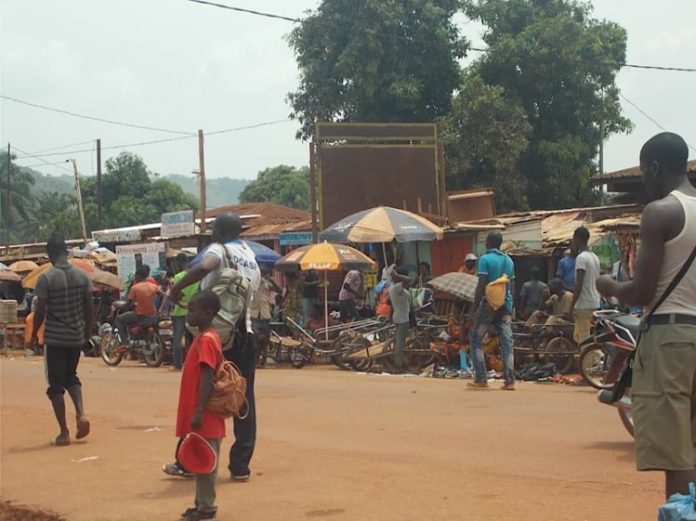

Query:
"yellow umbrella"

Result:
[[9, 260, 40, 273], [276, 242, 376, 340], [22, 259, 97, 289]]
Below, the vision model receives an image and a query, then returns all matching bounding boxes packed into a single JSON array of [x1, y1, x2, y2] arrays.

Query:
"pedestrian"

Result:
[[416, 261, 432, 288], [570, 226, 600, 344], [300, 269, 320, 325], [30, 233, 93, 446], [596, 132, 696, 511], [458, 253, 478, 275], [176, 290, 225, 521], [556, 249, 576, 291], [167, 213, 260, 483], [389, 269, 412, 373], [251, 267, 281, 366], [468, 231, 516, 390], [171, 253, 199, 371], [339, 269, 364, 321], [518, 266, 549, 320]]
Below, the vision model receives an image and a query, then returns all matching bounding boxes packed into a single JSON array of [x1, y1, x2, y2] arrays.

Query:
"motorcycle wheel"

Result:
[[542, 337, 575, 375], [579, 343, 613, 390], [289, 345, 309, 369], [143, 332, 165, 368], [100, 332, 124, 366]]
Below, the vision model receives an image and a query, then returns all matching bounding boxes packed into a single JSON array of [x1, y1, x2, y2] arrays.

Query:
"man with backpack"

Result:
[[468, 230, 516, 390], [596, 133, 696, 514], [168, 213, 261, 482]]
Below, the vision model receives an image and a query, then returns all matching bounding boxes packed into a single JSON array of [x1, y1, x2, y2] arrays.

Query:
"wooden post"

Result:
[[96, 138, 102, 229], [198, 130, 207, 234], [309, 142, 318, 243], [5, 143, 10, 249], [70, 159, 88, 244]]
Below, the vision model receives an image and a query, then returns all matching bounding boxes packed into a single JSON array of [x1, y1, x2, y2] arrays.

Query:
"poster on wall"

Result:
[[116, 243, 166, 282]]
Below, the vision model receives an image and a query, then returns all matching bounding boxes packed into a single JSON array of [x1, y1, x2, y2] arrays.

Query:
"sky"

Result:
[[1, 0, 695, 182]]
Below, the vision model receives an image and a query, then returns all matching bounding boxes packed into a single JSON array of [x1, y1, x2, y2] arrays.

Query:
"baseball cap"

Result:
[[464, 253, 478, 262], [177, 432, 217, 475]]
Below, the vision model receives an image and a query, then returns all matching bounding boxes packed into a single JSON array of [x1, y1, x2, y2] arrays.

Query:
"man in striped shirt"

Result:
[[31, 234, 94, 446]]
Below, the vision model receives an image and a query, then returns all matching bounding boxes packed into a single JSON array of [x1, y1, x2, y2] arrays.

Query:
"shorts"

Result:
[[45, 345, 82, 398], [573, 308, 595, 343], [633, 322, 696, 471]]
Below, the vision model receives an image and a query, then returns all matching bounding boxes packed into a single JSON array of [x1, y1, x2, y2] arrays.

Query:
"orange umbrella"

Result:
[[91, 269, 124, 290], [9, 260, 40, 273], [22, 259, 97, 289]]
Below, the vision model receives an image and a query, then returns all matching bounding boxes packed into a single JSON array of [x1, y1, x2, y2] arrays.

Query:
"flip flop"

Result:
[[76, 417, 91, 440], [52, 435, 71, 446]]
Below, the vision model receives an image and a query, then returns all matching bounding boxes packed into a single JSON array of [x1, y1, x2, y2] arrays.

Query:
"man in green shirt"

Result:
[[171, 253, 199, 370]]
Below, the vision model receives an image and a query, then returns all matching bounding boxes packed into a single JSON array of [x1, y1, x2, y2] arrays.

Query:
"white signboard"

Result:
[[161, 210, 195, 238], [92, 229, 142, 243], [116, 242, 166, 282]]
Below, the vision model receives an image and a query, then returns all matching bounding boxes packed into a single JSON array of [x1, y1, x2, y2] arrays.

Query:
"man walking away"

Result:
[[519, 266, 549, 320], [389, 269, 411, 374], [169, 213, 260, 482], [468, 231, 516, 390], [570, 227, 600, 344], [31, 234, 94, 446], [597, 132, 696, 512]]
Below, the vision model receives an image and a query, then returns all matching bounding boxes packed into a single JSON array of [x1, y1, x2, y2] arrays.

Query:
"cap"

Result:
[[464, 253, 478, 262], [177, 432, 217, 475]]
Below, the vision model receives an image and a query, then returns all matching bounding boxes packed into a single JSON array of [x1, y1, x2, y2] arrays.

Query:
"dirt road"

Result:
[[1, 356, 660, 521]]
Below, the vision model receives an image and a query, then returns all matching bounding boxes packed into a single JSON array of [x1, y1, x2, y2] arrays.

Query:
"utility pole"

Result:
[[70, 159, 89, 244], [5, 143, 10, 250], [96, 138, 102, 229], [197, 129, 207, 234], [309, 142, 318, 243], [598, 118, 604, 176]]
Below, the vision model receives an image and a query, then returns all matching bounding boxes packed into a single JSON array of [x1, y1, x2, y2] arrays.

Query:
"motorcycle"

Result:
[[577, 310, 640, 437], [99, 301, 168, 367]]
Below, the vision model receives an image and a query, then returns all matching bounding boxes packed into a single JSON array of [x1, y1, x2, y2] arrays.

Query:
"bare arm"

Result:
[[597, 203, 672, 306], [571, 269, 585, 311], [31, 297, 47, 341], [191, 364, 215, 429], [171, 255, 220, 303]]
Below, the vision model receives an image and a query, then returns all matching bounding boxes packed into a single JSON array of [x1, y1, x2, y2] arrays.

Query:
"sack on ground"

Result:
[[658, 482, 696, 521], [485, 274, 508, 311], [206, 359, 249, 419]]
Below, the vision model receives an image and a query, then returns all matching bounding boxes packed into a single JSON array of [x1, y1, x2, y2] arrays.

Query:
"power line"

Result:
[[23, 139, 97, 155], [15, 160, 73, 169], [623, 63, 696, 73], [11, 145, 73, 173], [0, 95, 195, 135], [186, 0, 300, 22], [15, 118, 292, 159], [619, 92, 696, 153]]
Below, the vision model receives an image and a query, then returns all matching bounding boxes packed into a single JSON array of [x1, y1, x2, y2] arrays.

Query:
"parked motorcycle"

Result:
[[99, 301, 168, 367], [578, 310, 640, 437]]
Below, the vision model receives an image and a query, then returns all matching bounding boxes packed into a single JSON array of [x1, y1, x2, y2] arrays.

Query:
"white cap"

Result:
[[465, 253, 478, 262]]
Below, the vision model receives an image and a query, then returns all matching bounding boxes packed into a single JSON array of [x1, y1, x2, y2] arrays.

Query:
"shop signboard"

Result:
[[115, 242, 166, 282]]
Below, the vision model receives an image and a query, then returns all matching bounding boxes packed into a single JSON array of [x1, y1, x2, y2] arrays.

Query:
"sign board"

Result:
[[279, 232, 312, 246], [161, 210, 195, 238], [92, 229, 142, 243], [116, 242, 166, 282]]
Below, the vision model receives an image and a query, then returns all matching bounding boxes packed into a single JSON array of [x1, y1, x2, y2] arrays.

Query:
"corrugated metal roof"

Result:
[[591, 159, 696, 185]]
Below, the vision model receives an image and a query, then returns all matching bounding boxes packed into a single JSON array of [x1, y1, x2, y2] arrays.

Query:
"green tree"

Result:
[[31, 191, 82, 241], [288, 0, 467, 140], [239, 165, 310, 210], [0, 151, 35, 243], [462, 0, 631, 209], [442, 70, 532, 212]]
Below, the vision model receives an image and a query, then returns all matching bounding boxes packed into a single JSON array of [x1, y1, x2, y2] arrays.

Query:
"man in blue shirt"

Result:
[[556, 249, 576, 290], [469, 231, 516, 390]]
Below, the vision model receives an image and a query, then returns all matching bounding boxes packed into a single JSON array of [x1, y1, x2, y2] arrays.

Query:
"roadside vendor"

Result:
[[526, 278, 574, 327], [458, 253, 478, 275]]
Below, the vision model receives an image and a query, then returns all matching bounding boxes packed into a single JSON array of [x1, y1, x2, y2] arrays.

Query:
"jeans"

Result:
[[393, 322, 409, 368], [339, 299, 359, 321], [195, 438, 221, 514], [469, 301, 514, 385], [171, 316, 189, 370], [301, 297, 316, 326], [114, 312, 144, 343], [225, 332, 258, 477]]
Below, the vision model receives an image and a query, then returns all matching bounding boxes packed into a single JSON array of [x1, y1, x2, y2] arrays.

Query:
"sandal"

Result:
[[76, 417, 90, 439]]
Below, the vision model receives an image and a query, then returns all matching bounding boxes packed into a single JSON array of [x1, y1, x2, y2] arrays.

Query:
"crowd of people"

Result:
[[16, 132, 696, 520]]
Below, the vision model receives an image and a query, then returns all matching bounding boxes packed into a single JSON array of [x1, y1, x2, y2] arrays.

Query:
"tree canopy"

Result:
[[239, 165, 310, 210], [288, 0, 467, 140]]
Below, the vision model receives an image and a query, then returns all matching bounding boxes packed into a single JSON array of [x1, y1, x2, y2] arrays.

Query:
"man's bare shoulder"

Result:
[[642, 194, 685, 240]]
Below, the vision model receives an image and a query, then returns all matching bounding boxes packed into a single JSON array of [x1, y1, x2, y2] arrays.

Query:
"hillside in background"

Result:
[[23, 170, 249, 208]]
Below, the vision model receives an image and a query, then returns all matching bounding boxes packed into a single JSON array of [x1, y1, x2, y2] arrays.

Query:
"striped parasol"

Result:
[[320, 206, 443, 244], [427, 272, 479, 302], [275, 242, 376, 272]]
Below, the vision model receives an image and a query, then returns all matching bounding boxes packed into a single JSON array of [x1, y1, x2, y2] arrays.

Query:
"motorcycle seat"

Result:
[[113, 300, 130, 311], [615, 315, 641, 339], [139, 316, 160, 328]]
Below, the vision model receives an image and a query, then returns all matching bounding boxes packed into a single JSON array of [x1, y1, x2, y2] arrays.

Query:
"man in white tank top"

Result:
[[597, 132, 696, 508]]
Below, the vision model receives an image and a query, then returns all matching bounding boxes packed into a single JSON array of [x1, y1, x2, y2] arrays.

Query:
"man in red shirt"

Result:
[[115, 265, 165, 344], [176, 290, 225, 521]]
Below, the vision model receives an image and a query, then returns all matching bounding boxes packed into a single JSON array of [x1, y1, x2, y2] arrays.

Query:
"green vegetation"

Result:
[[239, 165, 310, 210]]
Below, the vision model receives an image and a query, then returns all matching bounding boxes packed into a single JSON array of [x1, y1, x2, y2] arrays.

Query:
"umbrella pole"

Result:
[[382, 242, 388, 267], [323, 270, 329, 341]]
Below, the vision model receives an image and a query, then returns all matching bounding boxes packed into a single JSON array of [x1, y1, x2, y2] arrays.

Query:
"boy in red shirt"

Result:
[[177, 290, 225, 521]]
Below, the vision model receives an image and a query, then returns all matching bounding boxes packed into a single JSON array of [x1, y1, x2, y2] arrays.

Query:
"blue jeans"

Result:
[[301, 297, 316, 326], [171, 315, 187, 370], [469, 301, 514, 384]]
